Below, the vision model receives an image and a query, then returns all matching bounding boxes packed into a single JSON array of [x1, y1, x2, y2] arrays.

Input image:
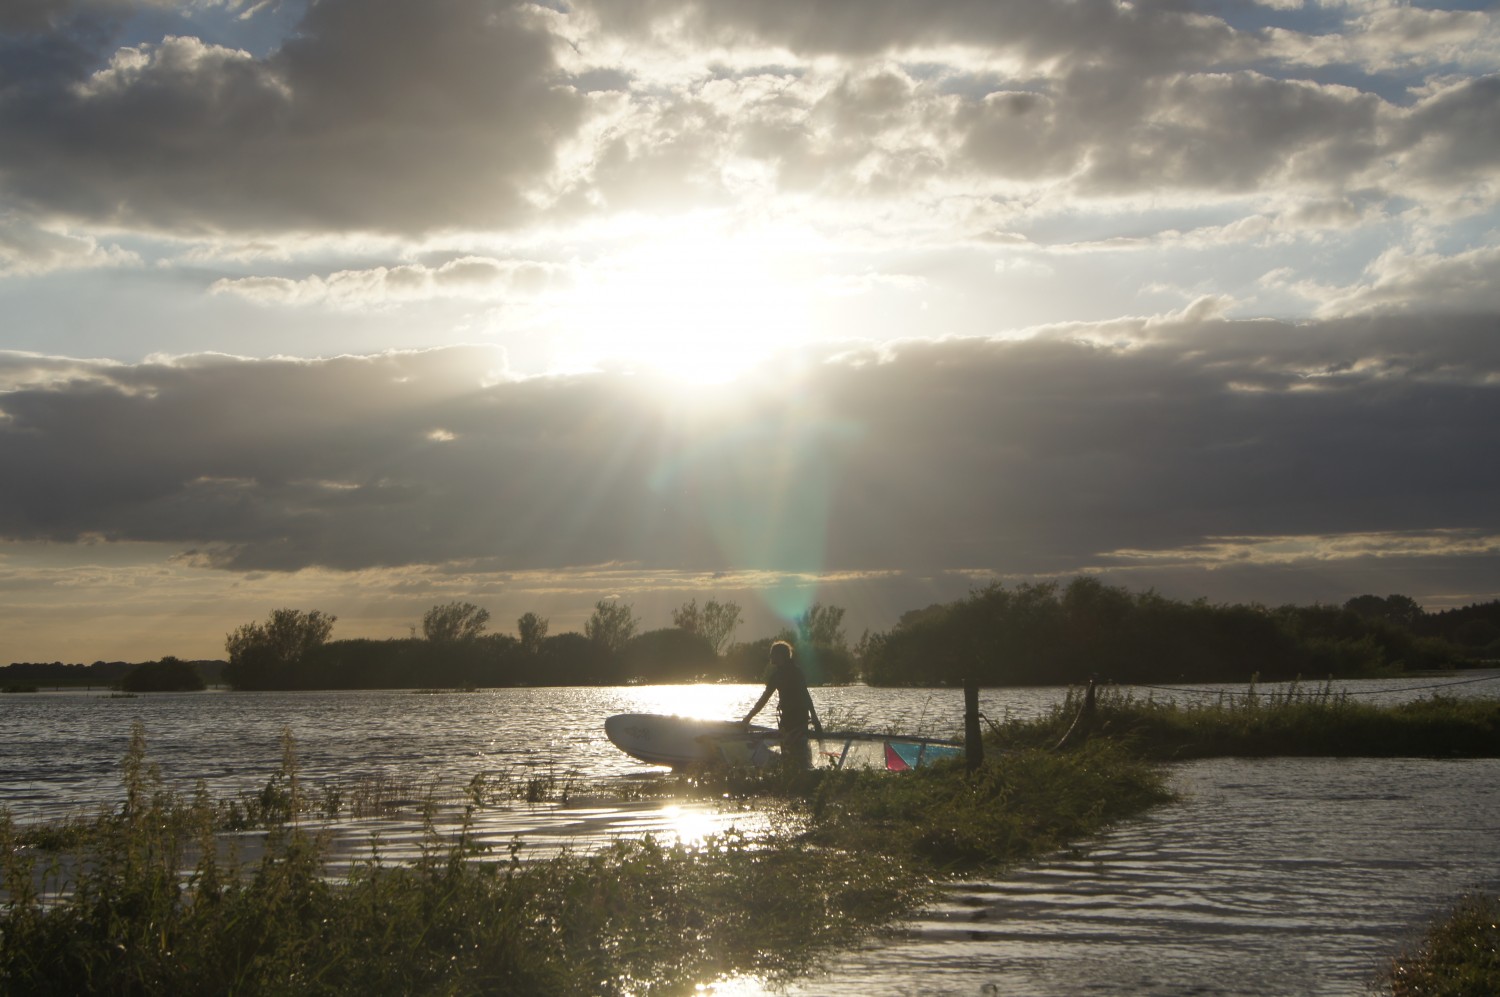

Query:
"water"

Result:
[[772, 756, 1500, 997], [0, 683, 977, 822], [4, 673, 1499, 994]]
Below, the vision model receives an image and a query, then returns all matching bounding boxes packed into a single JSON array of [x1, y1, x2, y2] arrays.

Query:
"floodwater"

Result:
[[4, 674, 1499, 995], [770, 756, 1500, 997]]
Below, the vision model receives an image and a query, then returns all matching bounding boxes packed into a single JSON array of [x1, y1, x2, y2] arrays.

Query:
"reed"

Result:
[[987, 685, 1500, 759], [1385, 893, 1500, 997]]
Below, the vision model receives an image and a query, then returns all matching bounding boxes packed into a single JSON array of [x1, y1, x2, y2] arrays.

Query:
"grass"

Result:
[[1, 723, 1166, 994], [1386, 893, 1500, 997], [1, 813, 926, 995], [987, 684, 1500, 760], [801, 740, 1169, 870]]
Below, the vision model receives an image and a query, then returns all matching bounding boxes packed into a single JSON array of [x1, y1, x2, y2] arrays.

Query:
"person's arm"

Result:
[[808, 695, 823, 735], [743, 685, 774, 726]]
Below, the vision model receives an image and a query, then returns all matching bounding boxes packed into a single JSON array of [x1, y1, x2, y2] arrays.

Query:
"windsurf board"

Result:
[[605, 713, 964, 771]]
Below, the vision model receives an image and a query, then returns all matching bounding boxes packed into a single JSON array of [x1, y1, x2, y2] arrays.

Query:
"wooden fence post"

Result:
[[964, 679, 983, 772], [1053, 676, 1098, 752]]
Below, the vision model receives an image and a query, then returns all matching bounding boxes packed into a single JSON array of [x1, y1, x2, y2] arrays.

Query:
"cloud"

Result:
[[1305, 243, 1500, 316], [0, 216, 139, 274], [1101, 529, 1500, 569], [581, 0, 1249, 71], [1275, 5, 1497, 74], [953, 69, 1388, 197], [210, 257, 569, 309], [0, 0, 585, 236], [567, 50, 1487, 223], [2, 315, 1496, 581], [1391, 74, 1500, 191], [4, 0, 1495, 248]]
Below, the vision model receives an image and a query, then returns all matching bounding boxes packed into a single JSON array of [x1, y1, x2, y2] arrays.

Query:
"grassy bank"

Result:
[[1386, 893, 1500, 997], [987, 684, 1500, 760], [0, 726, 1167, 995]]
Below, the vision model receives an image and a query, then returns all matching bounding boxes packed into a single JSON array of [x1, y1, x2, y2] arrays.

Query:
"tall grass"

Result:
[[988, 685, 1500, 760]]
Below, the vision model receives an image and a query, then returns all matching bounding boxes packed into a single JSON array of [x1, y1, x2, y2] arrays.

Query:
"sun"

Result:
[[555, 220, 816, 385]]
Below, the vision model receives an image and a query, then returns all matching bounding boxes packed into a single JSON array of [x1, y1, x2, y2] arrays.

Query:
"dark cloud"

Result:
[[572, 5, 1496, 208], [0, 0, 584, 235], [3, 315, 1497, 579], [1393, 74, 1500, 186], [3, 0, 1493, 237], [589, 59, 1472, 215], [583, 0, 1247, 71], [855, 64, 1388, 197], [1068, 70, 1384, 193]]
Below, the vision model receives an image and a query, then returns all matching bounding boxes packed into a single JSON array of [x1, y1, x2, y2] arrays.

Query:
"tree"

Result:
[[121, 656, 206, 693], [671, 598, 742, 656], [538, 632, 618, 685], [224, 608, 336, 689], [796, 602, 847, 651], [422, 601, 491, 643], [620, 628, 717, 683], [517, 612, 549, 654], [586, 600, 638, 654], [1345, 594, 1424, 629], [672, 599, 701, 634], [226, 608, 336, 667]]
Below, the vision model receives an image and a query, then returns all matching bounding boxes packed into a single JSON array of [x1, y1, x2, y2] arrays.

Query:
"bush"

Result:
[[120, 657, 206, 692]]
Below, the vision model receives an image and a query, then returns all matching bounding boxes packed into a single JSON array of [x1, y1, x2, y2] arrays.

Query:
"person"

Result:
[[742, 640, 823, 768]]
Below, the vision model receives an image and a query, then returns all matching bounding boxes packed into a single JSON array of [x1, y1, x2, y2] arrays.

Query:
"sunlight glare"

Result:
[[693, 974, 773, 996], [556, 222, 815, 385], [626, 683, 752, 721], [660, 804, 719, 848]]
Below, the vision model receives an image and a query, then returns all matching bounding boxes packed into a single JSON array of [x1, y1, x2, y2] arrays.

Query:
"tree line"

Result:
[[0, 659, 225, 691], [221, 599, 860, 691], [863, 578, 1493, 687], [9, 581, 1494, 693], [223, 583, 1496, 692]]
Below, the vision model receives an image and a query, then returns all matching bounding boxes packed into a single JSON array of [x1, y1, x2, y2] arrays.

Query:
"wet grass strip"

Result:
[[799, 741, 1171, 871]]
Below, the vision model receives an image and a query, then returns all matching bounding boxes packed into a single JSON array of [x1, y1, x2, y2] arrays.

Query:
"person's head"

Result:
[[769, 640, 794, 666]]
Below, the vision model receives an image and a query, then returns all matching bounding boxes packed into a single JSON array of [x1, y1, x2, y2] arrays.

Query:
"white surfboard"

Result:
[[605, 713, 777, 769], [605, 713, 964, 771]]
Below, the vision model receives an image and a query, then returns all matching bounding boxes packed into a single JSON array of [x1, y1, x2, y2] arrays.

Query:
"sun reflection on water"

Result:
[[659, 804, 718, 847], [622, 683, 757, 721], [695, 973, 771, 995]]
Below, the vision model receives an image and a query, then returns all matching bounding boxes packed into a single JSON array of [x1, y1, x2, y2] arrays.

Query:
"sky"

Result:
[[1, 0, 1498, 664]]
